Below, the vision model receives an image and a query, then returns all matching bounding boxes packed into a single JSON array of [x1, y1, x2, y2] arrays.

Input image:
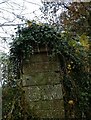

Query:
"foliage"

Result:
[[40, 1, 62, 24], [60, 2, 91, 35], [2, 80, 32, 120], [59, 2, 91, 118], [9, 20, 91, 119], [1, 53, 32, 120], [2, 3, 91, 118], [1, 1, 91, 120]]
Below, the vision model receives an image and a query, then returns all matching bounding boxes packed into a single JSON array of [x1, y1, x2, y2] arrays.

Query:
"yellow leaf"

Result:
[[37, 22, 42, 26], [80, 34, 88, 47], [68, 40, 77, 47], [27, 20, 32, 27], [68, 100, 74, 105]]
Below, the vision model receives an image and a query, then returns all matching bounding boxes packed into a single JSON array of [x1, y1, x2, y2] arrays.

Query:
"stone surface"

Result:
[[22, 52, 64, 118]]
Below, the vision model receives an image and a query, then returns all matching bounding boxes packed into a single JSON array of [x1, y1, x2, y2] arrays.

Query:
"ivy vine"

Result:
[[9, 21, 91, 119]]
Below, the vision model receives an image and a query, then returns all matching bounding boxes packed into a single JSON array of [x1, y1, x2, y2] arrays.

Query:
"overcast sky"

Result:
[[0, 0, 43, 53]]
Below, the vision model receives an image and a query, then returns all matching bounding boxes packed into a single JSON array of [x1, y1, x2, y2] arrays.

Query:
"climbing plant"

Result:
[[3, 20, 91, 119]]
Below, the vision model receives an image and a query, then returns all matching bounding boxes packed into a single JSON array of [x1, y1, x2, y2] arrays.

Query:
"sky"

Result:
[[0, 0, 43, 53]]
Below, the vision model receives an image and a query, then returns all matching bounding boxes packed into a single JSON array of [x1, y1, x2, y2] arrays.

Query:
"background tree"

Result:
[[60, 2, 91, 119], [60, 2, 91, 35]]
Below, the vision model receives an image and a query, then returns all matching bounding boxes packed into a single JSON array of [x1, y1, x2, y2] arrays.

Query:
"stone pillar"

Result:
[[22, 47, 65, 118]]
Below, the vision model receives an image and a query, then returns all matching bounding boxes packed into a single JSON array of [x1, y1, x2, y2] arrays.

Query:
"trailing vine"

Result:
[[8, 21, 91, 119]]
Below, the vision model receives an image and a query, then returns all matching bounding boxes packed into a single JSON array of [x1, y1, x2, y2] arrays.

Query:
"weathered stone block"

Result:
[[22, 51, 64, 118]]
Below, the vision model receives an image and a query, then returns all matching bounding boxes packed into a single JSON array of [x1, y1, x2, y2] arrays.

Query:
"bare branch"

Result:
[[24, 0, 42, 7], [0, 23, 25, 27], [0, 0, 9, 5]]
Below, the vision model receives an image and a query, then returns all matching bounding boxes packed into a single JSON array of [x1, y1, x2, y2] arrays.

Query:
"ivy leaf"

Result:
[[16, 41, 21, 45], [68, 40, 77, 47], [80, 34, 89, 47]]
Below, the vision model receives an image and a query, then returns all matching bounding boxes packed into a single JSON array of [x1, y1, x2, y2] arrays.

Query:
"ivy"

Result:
[[8, 21, 91, 118]]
